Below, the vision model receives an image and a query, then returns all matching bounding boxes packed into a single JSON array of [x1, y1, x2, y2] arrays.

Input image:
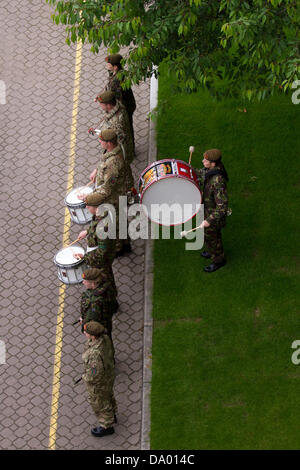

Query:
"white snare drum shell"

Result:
[[65, 186, 94, 225], [54, 246, 86, 285]]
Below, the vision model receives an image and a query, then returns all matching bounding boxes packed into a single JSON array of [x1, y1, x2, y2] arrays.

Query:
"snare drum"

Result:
[[54, 246, 86, 285], [138, 159, 202, 225], [65, 186, 94, 225]]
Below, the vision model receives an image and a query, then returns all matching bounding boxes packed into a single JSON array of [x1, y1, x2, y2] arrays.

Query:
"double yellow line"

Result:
[[48, 41, 83, 450]]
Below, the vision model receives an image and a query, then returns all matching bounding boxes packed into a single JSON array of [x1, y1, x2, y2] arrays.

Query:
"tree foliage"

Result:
[[46, 0, 300, 100]]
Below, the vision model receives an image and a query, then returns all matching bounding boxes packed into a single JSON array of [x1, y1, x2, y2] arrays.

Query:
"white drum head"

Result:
[[66, 186, 93, 205], [141, 177, 201, 225], [55, 246, 85, 266]]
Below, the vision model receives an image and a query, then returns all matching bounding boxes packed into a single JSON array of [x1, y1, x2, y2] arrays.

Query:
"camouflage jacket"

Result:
[[95, 145, 134, 208], [83, 215, 117, 268], [82, 336, 115, 386], [81, 283, 118, 328], [101, 100, 135, 163], [196, 163, 229, 227], [105, 72, 136, 116]]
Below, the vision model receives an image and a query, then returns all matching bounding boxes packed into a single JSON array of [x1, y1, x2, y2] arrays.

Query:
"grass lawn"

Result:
[[150, 67, 300, 449]]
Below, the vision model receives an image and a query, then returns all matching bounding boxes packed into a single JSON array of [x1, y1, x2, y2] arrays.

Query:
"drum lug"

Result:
[[172, 161, 178, 175]]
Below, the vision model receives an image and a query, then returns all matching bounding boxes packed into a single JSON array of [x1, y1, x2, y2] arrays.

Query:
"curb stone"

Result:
[[141, 73, 158, 450]]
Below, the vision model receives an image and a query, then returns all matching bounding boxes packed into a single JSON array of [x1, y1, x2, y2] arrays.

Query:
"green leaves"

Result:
[[45, 0, 300, 101]]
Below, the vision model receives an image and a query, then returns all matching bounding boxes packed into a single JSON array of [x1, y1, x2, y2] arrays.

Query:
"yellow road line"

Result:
[[48, 41, 83, 450]]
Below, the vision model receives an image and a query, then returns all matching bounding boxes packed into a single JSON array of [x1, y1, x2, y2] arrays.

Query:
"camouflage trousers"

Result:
[[204, 226, 225, 263], [115, 207, 131, 253], [116, 237, 131, 253], [86, 383, 117, 429], [128, 111, 135, 148]]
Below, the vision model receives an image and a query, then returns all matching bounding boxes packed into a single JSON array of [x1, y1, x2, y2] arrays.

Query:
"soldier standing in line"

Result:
[[88, 90, 135, 163], [104, 53, 136, 144], [74, 192, 117, 295], [195, 149, 229, 273], [88, 128, 134, 257], [79, 268, 119, 341], [82, 321, 117, 437]]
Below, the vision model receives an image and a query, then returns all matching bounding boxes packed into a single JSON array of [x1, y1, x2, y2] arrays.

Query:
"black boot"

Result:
[[201, 251, 211, 259], [91, 426, 115, 437], [115, 242, 132, 258], [204, 260, 226, 273]]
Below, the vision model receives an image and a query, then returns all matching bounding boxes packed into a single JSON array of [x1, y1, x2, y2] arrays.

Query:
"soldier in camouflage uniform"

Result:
[[74, 191, 117, 294], [104, 53, 136, 143], [80, 268, 118, 340], [90, 90, 135, 163], [88, 128, 134, 256], [82, 321, 117, 437], [196, 149, 229, 273]]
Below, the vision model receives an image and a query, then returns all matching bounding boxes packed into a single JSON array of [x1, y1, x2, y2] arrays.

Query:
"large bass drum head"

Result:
[[141, 177, 201, 225]]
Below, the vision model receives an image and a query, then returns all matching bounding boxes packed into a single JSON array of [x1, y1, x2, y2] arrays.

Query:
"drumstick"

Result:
[[74, 181, 93, 195], [180, 224, 202, 238], [77, 180, 93, 189], [188, 146, 195, 165], [64, 237, 81, 248]]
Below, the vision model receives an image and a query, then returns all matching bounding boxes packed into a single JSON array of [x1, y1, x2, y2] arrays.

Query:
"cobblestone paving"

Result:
[[0, 0, 150, 450]]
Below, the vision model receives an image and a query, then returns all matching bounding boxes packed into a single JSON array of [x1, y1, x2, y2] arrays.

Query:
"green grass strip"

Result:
[[150, 67, 300, 449]]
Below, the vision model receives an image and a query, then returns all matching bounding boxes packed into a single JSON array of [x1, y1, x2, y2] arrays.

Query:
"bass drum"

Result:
[[138, 159, 202, 225]]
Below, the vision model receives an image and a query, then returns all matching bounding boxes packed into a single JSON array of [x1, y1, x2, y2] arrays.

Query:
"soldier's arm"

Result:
[[116, 127, 126, 145], [86, 297, 105, 324], [82, 222, 98, 266], [113, 111, 126, 144], [206, 176, 228, 225], [85, 305, 103, 324], [85, 222, 94, 238], [82, 352, 105, 384], [80, 292, 90, 324], [97, 281, 112, 296], [81, 291, 104, 324], [84, 247, 106, 267], [194, 167, 205, 190], [93, 158, 122, 202], [110, 77, 123, 101]]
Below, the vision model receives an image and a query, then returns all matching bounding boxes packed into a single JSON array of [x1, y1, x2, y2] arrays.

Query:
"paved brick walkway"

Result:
[[0, 1, 150, 450]]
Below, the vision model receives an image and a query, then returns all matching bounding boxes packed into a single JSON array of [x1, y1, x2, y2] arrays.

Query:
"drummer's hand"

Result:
[[200, 220, 210, 229], [79, 317, 83, 324], [73, 253, 84, 260], [78, 230, 88, 240], [88, 127, 95, 135], [77, 193, 85, 200], [90, 168, 97, 183]]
